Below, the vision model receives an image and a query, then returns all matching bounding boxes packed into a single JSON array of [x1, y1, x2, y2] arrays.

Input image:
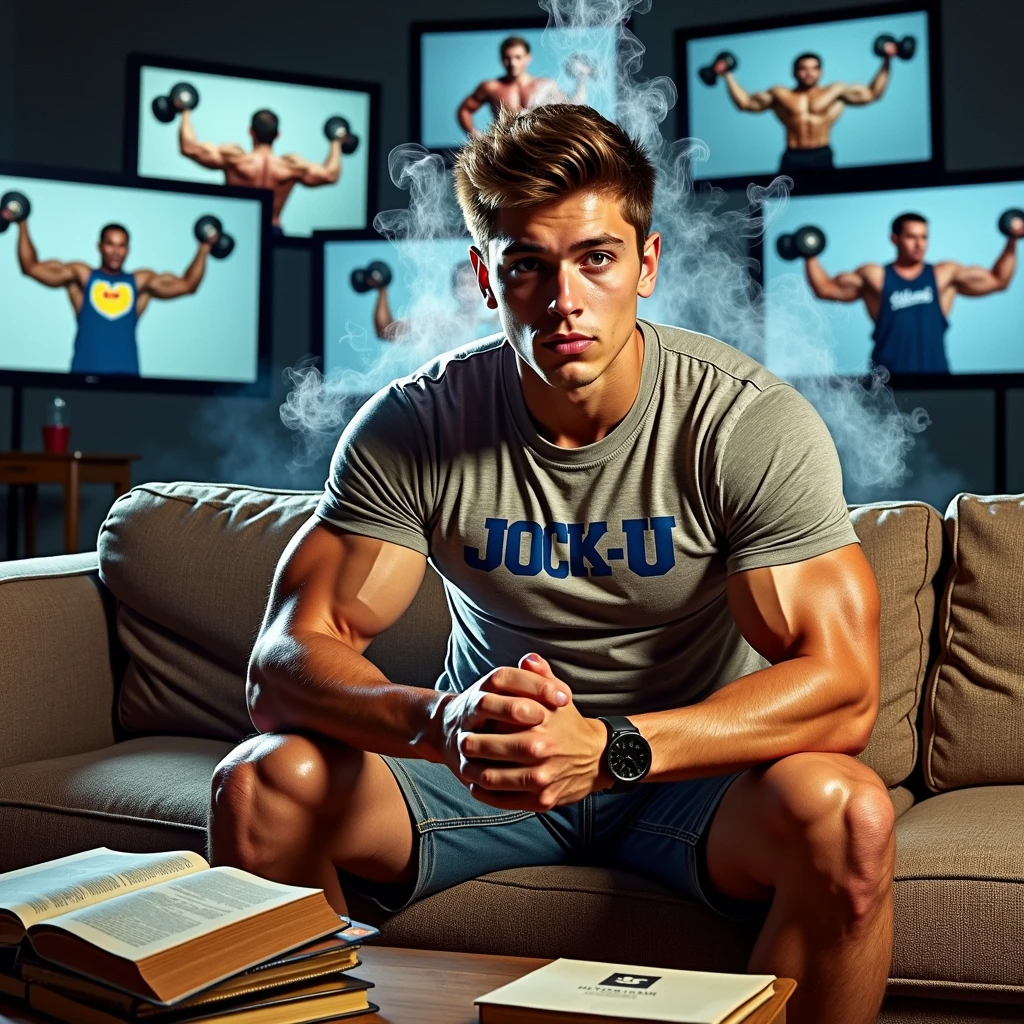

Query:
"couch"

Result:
[[1, 481, 1022, 1024]]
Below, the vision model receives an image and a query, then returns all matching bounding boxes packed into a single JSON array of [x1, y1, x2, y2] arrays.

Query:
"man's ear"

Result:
[[469, 245, 499, 309], [638, 231, 660, 300]]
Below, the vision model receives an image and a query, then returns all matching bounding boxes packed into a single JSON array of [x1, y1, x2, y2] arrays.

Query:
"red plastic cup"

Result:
[[42, 424, 71, 453]]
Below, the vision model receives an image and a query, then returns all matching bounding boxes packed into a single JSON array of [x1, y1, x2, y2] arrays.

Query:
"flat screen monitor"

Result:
[[126, 54, 379, 241], [676, 2, 941, 189], [412, 18, 620, 152], [0, 165, 271, 394], [314, 232, 499, 392], [760, 172, 1024, 385]]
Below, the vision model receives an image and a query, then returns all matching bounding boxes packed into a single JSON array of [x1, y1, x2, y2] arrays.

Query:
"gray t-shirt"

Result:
[[316, 319, 858, 716]]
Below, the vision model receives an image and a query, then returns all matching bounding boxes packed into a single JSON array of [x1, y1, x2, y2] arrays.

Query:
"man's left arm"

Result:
[[839, 56, 891, 105], [944, 233, 1020, 297], [138, 242, 211, 300]]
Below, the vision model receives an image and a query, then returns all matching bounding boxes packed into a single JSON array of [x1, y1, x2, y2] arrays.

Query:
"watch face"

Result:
[[608, 733, 652, 782]]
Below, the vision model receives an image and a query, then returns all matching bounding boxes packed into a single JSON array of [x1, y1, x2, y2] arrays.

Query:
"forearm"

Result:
[[324, 140, 341, 182], [373, 288, 395, 338], [723, 74, 752, 111], [248, 631, 449, 760], [632, 657, 876, 783], [183, 246, 210, 291], [805, 257, 832, 299], [457, 103, 476, 133], [179, 111, 197, 153], [993, 239, 1017, 287], [869, 61, 890, 98], [17, 221, 40, 275]]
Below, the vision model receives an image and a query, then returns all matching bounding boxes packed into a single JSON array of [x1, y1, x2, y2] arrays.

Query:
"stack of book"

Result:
[[0, 847, 380, 1023]]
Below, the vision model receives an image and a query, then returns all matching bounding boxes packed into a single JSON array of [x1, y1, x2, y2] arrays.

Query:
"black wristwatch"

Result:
[[597, 716, 652, 791]]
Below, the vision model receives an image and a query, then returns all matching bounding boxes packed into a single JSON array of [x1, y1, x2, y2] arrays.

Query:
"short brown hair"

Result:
[[500, 35, 530, 56], [453, 104, 655, 261]]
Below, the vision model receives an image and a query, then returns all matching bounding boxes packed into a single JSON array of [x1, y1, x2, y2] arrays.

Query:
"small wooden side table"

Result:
[[0, 451, 140, 558]]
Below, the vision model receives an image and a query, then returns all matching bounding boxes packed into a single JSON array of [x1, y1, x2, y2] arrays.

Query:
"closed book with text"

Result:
[[476, 959, 777, 1024]]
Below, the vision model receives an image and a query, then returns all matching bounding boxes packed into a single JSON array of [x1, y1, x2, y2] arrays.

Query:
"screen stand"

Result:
[[5, 384, 24, 560], [994, 385, 1007, 495]]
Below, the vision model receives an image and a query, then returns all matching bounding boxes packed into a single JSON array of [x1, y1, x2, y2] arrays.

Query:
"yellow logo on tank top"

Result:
[[89, 279, 134, 320]]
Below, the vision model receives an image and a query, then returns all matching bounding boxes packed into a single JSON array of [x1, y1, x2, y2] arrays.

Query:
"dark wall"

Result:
[[2, 0, 1023, 556]]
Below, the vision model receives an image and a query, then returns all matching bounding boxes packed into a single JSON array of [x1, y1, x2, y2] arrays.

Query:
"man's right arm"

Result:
[[457, 84, 489, 134], [17, 221, 85, 288], [805, 258, 877, 302], [178, 110, 233, 169], [723, 73, 774, 112]]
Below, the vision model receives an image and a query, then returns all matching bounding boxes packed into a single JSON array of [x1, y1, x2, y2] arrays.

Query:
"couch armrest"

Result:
[[0, 553, 119, 769]]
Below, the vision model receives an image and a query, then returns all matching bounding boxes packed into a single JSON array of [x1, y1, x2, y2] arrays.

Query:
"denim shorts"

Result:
[[338, 756, 765, 922]]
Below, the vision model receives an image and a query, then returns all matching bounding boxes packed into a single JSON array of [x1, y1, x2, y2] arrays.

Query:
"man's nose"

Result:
[[547, 266, 584, 319]]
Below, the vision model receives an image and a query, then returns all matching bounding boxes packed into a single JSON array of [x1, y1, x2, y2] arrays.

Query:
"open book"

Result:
[[0, 848, 344, 1005]]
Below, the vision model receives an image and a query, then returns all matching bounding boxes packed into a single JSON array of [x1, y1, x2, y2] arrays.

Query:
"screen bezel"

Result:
[[124, 52, 382, 249], [410, 15, 629, 158], [674, 0, 944, 193], [750, 164, 1024, 390], [0, 161, 274, 396]]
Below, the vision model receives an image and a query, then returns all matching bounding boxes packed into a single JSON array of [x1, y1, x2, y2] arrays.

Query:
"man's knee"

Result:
[[765, 753, 895, 921]]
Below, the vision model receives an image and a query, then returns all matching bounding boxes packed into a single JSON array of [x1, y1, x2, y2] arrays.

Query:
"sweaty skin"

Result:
[[179, 110, 341, 228], [805, 217, 1022, 318], [722, 52, 891, 150], [14, 220, 211, 316], [458, 43, 588, 136]]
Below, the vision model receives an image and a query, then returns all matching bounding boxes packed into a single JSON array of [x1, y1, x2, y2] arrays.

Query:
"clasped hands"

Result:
[[433, 653, 611, 812]]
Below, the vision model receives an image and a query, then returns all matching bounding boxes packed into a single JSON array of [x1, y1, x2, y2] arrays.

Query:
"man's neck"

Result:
[[518, 326, 645, 449], [893, 258, 926, 278]]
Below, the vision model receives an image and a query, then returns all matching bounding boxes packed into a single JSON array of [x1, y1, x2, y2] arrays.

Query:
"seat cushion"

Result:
[[848, 501, 944, 787], [98, 482, 451, 742], [0, 736, 231, 872], [891, 786, 1024, 994], [924, 493, 1024, 790]]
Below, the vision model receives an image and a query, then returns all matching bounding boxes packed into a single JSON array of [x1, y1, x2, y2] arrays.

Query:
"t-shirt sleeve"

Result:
[[315, 384, 435, 556], [711, 383, 859, 575]]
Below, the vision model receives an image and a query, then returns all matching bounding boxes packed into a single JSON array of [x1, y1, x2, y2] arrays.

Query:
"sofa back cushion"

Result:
[[923, 493, 1024, 791], [849, 501, 944, 787], [98, 483, 450, 741]]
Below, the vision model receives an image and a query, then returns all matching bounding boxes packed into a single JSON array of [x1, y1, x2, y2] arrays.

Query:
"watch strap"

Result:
[[598, 715, 638, 737]]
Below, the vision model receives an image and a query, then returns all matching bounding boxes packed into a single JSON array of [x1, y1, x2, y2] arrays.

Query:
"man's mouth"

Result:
[[543, 332, 595, 355]]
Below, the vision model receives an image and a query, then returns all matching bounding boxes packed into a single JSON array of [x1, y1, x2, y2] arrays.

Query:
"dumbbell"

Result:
[[193, 215, 235, 259], [324, 116, 360, 155], [152, 82, 201, 123], [873, 34, 916, 60], [776, 225, 827, 261], [563, 53, 594, 81], [698, 51, 738, 86], [350, 261, 393, 293], [0, 191, 31, 234], [998, 208, 1024, 238]]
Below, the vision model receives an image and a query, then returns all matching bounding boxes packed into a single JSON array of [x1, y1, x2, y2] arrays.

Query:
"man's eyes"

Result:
[[508, 252, 614, 273]]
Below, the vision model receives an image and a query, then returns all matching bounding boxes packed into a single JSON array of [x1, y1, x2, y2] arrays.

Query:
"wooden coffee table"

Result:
[[0, 946, 795, 1024]]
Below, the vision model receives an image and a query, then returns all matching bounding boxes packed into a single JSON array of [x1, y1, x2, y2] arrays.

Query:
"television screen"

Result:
[[761, 176, 1024, 381], [0, 166, 270, 392], [677, 3, 939, 187], [126, 55, 377, 239], [316, 233, 499, 390], [414, 19, 619, 152]]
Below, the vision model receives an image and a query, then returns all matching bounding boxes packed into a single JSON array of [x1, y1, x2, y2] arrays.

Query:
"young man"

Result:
[[718, 50, 893, 176], [14, 219, 212, 375], [210, 104, 892, 1024], [805, 211, 1022, 374], [179, 108, 340, 236]]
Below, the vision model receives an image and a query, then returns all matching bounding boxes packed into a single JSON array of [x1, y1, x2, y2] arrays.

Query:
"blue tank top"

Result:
[[71, 269, 140, 375], [871, 263, 949, 374]]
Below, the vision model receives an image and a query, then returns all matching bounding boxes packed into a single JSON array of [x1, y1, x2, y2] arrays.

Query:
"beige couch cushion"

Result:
[[923, 493, 1024, 791], [849, 502, 944, 787], [98, 483, 450, 741]]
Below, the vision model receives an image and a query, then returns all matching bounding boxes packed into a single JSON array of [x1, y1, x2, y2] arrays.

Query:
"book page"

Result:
[[34, 867, 326, 962], [0, 849, 209, 931]]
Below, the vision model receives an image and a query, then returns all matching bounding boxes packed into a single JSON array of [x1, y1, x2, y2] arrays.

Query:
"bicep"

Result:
[[840, 83, 873, 105], [143, 272, 188, 298], [743, 89, 773, 111], [262, 517, 427, 655], [183, 141, 227, 168], [832, 270, 868, 301], [951, 263, 1000, 296], [727, 544, 880, 680]]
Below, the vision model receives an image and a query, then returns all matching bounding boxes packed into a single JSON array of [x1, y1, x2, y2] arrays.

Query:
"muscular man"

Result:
[[180, 108, 340, 236], [806, 211, 1022, 374], [15, 219, 211, 375], [373, 259, 501, 341], [722, 50, 892, 176], [457, 36, 589, 137], [211, 103, 893, 1024]]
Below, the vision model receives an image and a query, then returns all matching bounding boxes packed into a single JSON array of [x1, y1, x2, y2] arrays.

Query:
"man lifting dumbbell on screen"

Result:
[[1, 190, 234, 376], [153, 82, 359, 237], [457, 37, 591, 137], [699, 33, 915, 176], [777, 208, 1024, 374], [351, 257, 500, 342]]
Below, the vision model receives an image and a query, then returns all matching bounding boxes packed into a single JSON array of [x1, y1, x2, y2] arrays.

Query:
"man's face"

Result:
[[98, 229, 128, 272], [501, 45, 531, 78], [892, 221, 928, 263], [794, 58, 822, 88], [477, 189, 658, 392]]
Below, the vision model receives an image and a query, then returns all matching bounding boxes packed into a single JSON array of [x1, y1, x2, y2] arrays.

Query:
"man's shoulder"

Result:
[[381, 333, 506, 409]]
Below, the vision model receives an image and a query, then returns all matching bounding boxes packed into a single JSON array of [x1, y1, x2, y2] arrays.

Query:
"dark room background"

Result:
[[2, 0, 1023, 556]]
